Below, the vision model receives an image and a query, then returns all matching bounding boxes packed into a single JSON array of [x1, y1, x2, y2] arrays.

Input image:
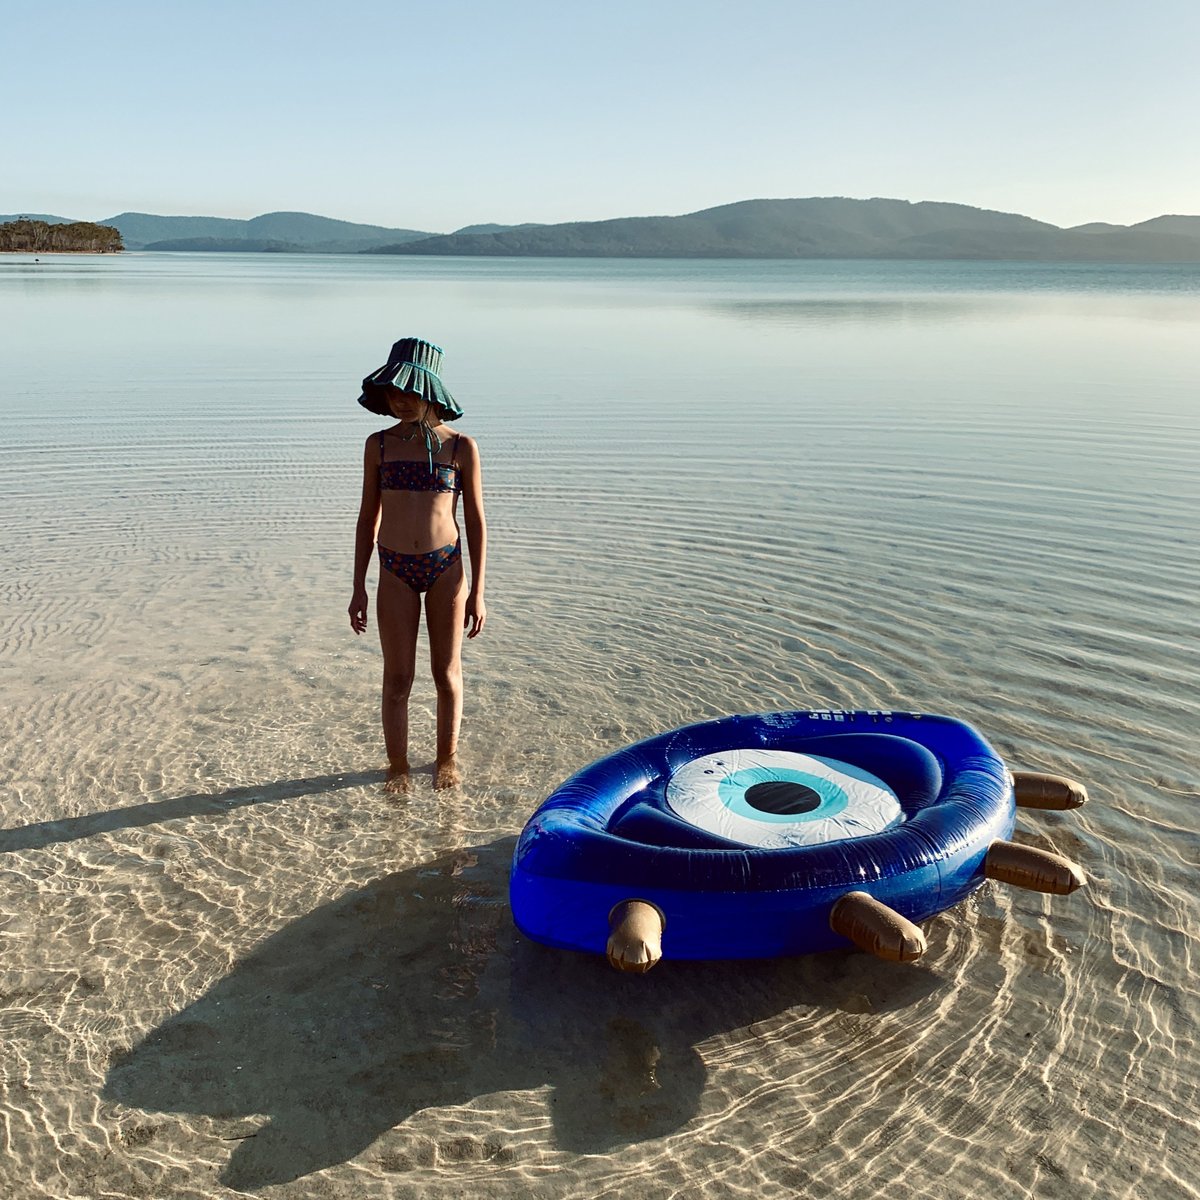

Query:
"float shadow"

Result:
[[102, 836, 944, 1190]]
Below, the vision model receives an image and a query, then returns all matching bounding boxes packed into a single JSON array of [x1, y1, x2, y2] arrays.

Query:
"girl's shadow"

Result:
[[103, 836, 943, 1190]]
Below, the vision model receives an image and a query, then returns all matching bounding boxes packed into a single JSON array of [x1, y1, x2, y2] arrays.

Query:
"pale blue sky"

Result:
[[7, 0, 1198, 231]]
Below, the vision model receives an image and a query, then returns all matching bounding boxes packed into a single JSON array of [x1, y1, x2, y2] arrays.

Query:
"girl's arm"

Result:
[[460, 435, 488, 638], [349, 435, 381, 634]]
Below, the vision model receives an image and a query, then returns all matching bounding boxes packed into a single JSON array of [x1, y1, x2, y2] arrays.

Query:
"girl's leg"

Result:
[[376, 570, 422, 793], [424, 556, 467, 788]]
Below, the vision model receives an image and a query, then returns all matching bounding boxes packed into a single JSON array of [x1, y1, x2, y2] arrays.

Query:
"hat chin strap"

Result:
[[396, 401, 442, 472], [419, 418, 443, 475]]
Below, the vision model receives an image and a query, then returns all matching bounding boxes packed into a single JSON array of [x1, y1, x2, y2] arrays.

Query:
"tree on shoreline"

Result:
[[0, 219, 123, 253]]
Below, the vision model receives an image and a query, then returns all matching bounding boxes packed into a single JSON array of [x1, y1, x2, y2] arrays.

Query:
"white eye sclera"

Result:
[[665, 749, 904, 848]]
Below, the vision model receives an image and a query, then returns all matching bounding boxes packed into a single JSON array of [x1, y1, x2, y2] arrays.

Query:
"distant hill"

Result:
[[450, 222, 544, 236], [377, 197, 1200, 262], [1130, 215, 1200, 237], [102, 211, 435, 252], [0, 213, 77, 225]]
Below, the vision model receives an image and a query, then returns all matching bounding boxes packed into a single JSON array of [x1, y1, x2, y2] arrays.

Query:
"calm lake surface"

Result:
[[2, 252, 1198, 1199]]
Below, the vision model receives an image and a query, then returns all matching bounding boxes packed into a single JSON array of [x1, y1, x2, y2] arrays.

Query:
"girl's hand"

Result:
[[348, 587, 369, 635], [465, 591, 487, 639]]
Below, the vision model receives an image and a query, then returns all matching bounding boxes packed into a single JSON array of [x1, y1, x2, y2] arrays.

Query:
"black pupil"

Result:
[[744, 781, 822, 815]]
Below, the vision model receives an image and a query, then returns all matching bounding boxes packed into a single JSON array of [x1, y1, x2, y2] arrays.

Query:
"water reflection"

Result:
[[710, 296, 1014, 326]]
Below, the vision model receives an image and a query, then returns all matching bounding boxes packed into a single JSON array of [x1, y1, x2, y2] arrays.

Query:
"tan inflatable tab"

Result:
[[606, 899, 665, 974], [829, 891, 927, 963], [984, 840, 1086, 894], [1011, 771, 1088, 810]]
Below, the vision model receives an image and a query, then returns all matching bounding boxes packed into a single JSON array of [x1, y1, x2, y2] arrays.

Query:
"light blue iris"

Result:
[[717, 767, 849, 824]]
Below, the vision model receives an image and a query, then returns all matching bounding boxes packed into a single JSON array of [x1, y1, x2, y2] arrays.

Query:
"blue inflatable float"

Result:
[[510, 711, 1086, 970]]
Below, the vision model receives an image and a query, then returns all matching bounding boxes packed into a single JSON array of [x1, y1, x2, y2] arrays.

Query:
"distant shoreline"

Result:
[[7, 249, 1199, 270]]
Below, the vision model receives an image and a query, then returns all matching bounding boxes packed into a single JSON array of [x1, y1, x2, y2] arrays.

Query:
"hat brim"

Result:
[[357, 361, 463, 421]]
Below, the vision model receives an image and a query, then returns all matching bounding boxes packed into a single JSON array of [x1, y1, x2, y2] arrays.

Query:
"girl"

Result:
[[348, 338, 487, 792]]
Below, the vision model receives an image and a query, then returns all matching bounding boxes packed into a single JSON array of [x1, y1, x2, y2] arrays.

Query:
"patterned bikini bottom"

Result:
[[377, 540, 462, 593]]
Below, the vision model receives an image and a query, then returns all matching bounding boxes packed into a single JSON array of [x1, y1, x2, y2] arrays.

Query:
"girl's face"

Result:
[[385, 387, 428, 422]]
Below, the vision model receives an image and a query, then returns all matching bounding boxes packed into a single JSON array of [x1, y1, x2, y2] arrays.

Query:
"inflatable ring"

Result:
[[510, 711, 1086, 967]]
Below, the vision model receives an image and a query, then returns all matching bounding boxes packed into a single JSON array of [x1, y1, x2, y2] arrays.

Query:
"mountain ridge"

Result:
[[5, 199, 1199, 261], [377, 197, 1200, 261]]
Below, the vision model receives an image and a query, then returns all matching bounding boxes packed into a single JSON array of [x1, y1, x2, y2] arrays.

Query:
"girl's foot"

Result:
[[384, 761, 410, 795], [434, 756, 462, 790]]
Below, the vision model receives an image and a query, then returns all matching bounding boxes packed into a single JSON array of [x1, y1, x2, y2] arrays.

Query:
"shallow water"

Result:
[[1, 252, 1198, 1198]]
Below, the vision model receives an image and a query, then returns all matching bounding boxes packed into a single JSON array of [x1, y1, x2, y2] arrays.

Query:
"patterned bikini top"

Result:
[[378, 431, 461, 493]]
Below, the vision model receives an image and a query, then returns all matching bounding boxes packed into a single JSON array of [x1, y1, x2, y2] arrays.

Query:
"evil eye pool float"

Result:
[[510, 711, 1087, 969]]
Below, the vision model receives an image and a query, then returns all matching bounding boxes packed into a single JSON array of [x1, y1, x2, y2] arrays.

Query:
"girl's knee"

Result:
[[431, 662, 462, 694], [383, 670, 415, 702]]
